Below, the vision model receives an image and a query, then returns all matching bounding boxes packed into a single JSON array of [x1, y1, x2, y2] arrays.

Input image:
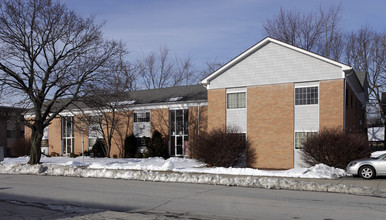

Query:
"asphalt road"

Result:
[[0, 174, 385, 220]]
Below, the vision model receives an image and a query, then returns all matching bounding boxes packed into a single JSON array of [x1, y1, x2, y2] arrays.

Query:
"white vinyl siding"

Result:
[[226, 88, 247, 133], [133, 111, 151, 137], [209, 42, 343, 90], [294, 82, 319, 168], [294, 82, 319, 131]]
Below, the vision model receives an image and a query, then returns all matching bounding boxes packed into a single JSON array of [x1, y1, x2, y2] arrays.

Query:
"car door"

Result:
[[376, 155, 386, 175]]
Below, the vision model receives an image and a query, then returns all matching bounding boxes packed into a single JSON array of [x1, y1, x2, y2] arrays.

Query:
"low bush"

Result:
[[124, 134, 137, 158], [91, 138, 106, 157], [302, 127, 371, 169], [191, 127, 254, 167], [145, 130, 169, 159]]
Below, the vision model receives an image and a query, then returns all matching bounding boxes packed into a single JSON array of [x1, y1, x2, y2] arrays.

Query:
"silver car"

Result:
[[346, 153, 386, 179]]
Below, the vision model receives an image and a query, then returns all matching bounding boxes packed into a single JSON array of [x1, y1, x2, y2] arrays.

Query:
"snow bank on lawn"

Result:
[[181, 164, 346, 179], [2, 156, 379, 196], [0, 156, 346, 179], [0, 162, 374, 197]]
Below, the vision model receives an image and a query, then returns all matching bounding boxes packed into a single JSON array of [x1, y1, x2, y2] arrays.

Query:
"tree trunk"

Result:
[[28, 127, 43, 164]]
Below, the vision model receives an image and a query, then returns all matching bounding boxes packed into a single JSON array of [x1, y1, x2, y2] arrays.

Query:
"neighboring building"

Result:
[[201, 37, 367, 169], [24, 37, 367, 169], [0, 106, 25, 157], [367, 93, 386, 151]]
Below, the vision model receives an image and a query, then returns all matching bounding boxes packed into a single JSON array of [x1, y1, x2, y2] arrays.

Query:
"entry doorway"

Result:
[[170, 109, 188, 156], [62, 116, 74, 155]]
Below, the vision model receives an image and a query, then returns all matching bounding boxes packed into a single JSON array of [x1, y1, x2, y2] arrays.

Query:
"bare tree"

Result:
[[345, 26, 386, 124], [0, 0, 124, 164], [137, 46, 196, 89], [79, 54, 137, 158], [263, 4, 344, 60], [264, 4, 385, 127], [200, 59, 224, 79]]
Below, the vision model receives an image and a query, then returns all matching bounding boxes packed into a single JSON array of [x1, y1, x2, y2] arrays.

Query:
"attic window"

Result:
[[166, 97, 183, 102]]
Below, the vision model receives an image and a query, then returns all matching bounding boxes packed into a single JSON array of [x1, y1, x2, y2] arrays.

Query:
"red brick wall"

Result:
[[151, 108, 169, 137], [187, 105, 208, 157], [247, 83, 294, 169], [207, 89, 226, 131], [110, 111, 133, 157], [48, 116, 62, 155], [319, 79, 344, 129]]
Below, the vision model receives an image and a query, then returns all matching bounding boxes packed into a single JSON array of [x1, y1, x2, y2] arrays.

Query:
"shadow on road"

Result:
[[0, 192, 137, 219]]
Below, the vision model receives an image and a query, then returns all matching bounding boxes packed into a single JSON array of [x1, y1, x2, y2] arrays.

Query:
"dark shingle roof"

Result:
[[127, 84, 207, 105], [355, 71, 367, 88], [53, 84, 207, 112]]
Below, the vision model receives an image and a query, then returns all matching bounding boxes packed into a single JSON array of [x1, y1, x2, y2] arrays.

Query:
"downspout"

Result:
[[197, 105, 200, 137], [344, 78, 347, 132]]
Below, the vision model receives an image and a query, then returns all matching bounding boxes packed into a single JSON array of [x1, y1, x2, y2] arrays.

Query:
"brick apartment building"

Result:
[[26, 85, 208, 158], [201, 37, 367, 169], [25, 37, 367, 169]]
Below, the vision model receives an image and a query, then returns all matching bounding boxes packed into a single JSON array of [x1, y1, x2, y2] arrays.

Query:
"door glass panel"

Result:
[[171, 136, 175, 156], [62, 116, 74, 154], [170, 111, 175, 135], [176, 136, 183, 155], [169, 109, 189, 156], [176, 110, 183, 135]]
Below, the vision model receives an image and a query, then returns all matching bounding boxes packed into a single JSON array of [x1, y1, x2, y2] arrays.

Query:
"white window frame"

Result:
[[295, 86, 318, 105], [294, 131, 318, 149], [134, 111, 150, 123], [226, 88, 247, 110], [62, 116, 74, 154]]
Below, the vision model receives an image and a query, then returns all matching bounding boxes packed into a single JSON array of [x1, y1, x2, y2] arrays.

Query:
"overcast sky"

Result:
[[66, 0, 386, 69]]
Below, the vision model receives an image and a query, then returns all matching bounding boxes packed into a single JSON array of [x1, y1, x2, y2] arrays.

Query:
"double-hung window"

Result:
[[134, 112, 150, 122], [295, 87, 318, 105], [227, 92, 246, 109]]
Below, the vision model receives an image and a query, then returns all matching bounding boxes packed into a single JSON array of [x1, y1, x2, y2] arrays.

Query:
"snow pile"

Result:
[[300, 164, 347, 179], [1, 156, 346, 179], [0, 162, 375, 197], [181, 165, 347, 179]]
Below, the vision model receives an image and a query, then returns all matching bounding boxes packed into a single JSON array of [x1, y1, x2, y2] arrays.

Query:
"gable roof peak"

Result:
[[201, 37, 352, 86]]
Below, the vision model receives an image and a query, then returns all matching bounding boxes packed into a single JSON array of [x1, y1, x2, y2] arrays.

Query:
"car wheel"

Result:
[[359, 166, 376, 179]]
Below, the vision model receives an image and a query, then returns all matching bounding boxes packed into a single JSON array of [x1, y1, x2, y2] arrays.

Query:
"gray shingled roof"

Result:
[[32, 84, 208, 113], [355, 71, 367, 88], [127, 84, 207, 105]]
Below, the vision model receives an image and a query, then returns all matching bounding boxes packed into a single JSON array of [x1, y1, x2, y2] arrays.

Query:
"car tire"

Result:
[[359, 166, 376, 179]]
